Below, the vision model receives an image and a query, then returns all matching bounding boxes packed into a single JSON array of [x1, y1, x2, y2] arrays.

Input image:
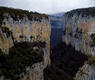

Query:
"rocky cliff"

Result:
[[63, 7, 95, 56], [75, 60, 95, 80], [63, 7, 95, 80], [0, 7, 51, 80]]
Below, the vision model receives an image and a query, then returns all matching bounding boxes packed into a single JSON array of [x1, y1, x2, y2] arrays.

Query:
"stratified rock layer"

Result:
[[0, 7, 51, 80], [63, 7, 95, 57], [63, 7, 95, 80]]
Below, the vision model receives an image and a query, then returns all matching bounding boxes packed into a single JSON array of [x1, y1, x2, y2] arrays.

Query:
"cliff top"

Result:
[[65, 7, 95, 17], [0, 7, 49, 21]]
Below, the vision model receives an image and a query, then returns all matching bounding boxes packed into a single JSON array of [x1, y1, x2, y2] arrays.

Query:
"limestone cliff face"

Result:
[[0, 7, 51, 80], [22, 47, 50, 80], [1, 16, 50, 54], [75, 62, 95, 80], [0, 28, 13, 54], [63, 7, 95, 80], [3, 17, 50, 42], [63, 7, 95, 57]]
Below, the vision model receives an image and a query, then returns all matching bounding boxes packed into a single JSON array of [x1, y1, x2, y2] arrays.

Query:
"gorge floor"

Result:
[[44, 42, 88, 80]]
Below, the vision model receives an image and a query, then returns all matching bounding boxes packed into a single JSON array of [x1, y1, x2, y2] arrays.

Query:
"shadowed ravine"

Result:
[[44, 11, 90, 80], [50, 28, 63, 47], [44, 42, 88, 80]]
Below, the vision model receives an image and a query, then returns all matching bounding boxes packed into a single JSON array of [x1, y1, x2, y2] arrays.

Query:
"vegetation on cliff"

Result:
[[0, 7, 48, 22], [0, 26, 12, 37], [87, 56, 95, 65], [65, 7, 95, 17], [0, 41, 46, 79], [90, 34, 95, 47]]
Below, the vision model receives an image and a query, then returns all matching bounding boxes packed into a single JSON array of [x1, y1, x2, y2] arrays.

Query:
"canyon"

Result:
[[0, 6, 95, 80], [45, 7, 95, 80], [49, 14, 64, 47]]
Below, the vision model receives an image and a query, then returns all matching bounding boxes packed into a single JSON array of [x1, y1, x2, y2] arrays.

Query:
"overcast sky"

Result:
[[0, 0, 95, 14]]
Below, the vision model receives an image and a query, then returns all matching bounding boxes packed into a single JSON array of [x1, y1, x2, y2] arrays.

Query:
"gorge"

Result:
[[45, 7, 95, 80], [0, 6, 95, 80]]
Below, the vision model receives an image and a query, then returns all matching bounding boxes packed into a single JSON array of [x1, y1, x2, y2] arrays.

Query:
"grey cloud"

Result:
[[0, 0, 95, 14]]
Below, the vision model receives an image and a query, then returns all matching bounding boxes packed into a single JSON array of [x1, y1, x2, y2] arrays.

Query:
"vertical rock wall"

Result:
[[63, 8, 95, 57], [22, 47, 50, 80], [1, 16, 50, 54], [75, 62, 95, 80], [63, 7, 95, 80], [0, 7, 51, 80]]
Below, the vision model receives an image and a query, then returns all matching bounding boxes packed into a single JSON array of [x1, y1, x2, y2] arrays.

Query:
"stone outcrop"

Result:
[[0, 47, 50, 80], [75, 62, 95, 80], [0, 7, 51, 80], [63, 7, 95, 80], [22, 47, 50, 80], [63, 7, 95, 57], [0, 13, 50, 54]]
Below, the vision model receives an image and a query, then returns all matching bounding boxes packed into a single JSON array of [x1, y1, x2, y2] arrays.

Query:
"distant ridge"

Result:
[[65, 7, 95, 17]]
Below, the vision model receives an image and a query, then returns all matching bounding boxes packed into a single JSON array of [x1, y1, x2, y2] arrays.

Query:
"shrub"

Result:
[[90, 34, 95, 47], [87, 56, 95, 65], [0, 27, 12, 37], [0, 41, 44, 79], [0, 7, 48, 22]]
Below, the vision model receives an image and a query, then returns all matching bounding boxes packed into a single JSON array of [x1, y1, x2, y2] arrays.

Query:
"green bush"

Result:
[[0, 7, 48, 22], [0, 41, 44, 79], [90, 34, 95, 47], [87, 56, 95, 65], [0, 27, 12, 37]]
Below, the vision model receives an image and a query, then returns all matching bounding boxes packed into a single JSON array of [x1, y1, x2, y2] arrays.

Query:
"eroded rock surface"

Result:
[[63, 7, 95, 57], [0, 7, 51, 80], [63, 7, 95, 80]]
